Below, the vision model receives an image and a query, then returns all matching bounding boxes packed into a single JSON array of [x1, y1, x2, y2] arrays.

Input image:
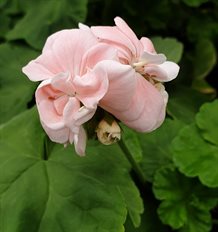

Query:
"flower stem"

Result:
[[118, 139, 146, 185]]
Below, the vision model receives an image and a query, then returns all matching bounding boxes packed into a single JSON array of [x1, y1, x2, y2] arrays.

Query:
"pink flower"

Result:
[[80, 17, 180, 132], [23, 17, 180, 155], [22, 29, 119, 155]]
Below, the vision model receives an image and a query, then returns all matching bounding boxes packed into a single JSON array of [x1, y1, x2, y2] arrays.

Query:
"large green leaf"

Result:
[[138, 118, 184, 182], [172, 100, 218, 187], [196, 100, 218, 146], [193, 40, 216, 80], [172, 124, 218, 188], [6, 0, 88, 49], [151, 37, 183, 63], [0, 43, 38, 124], [124, 198, 171, 232], [0, 108, 143, 231], [153, 166, 218, 232]]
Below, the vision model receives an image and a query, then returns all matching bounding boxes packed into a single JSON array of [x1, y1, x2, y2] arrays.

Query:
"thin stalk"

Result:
[[118, 139, 147, 185]]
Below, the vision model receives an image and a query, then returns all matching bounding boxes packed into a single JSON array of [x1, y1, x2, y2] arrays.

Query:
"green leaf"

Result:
[[138, 118, 184, 182], [121, 124, 143, 163], [153, 166, 218, 232], [0, 43, 38, 124], [0, 108, 143, 231], [182, 0, 209, 7], [172, 124, 218, 188], [193, 40, 216, 80], [167, 85, 210, 123], [0, 13, 10, 38], [124, 198, 171, 232], [151, 37, 183, 63], [196, 99, 218, 146], [6, 0, 88, 49]]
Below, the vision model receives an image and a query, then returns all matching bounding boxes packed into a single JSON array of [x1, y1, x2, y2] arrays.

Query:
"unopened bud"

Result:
[[96, 119, 121, 145]]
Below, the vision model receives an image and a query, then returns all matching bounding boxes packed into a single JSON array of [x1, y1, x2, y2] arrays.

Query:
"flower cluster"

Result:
[[22, 17, 179, 156]]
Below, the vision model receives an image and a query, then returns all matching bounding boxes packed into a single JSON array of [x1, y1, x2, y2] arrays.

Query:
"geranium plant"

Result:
[[0, 1, 218, 232]]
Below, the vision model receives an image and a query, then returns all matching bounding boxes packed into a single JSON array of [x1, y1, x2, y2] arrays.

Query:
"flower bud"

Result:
[[96, 119, 121, 145]]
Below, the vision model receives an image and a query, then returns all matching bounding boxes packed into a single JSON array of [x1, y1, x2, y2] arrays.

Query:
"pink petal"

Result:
[[99, 60, 136, 111], [114, 17, 143, 57], [73, 126, 87, 156], [73, 63, 109, 109], [36, 81, 65, 130], [78, 23, 90, 31], [41, 121, 70, 144], [144, 61, 180, 82], [51, 72, 75, 95], [50, 29, 98, 76], [73, 106, 96, 126], [63, 97, 81, 130], [121, 73, 166, 132], [22, 51, 61, 81], [53, 95, 69, 115], [80, 43, 118, 75], [42, 30, 67, 53], [91, 26, 133, 62], [140, 37, 156, 53], [23, 29, 98, 82], [140, 51, 166, 64]]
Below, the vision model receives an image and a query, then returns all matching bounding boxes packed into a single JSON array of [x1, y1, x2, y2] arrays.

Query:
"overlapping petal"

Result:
[[121, 73, 166, 132], [73, 64, 109, 108], [96, 60, 165, 132], [144, 61, 180, 82], [23, 29, 99, 81], [36, 80, 65, 130], [99, 60, 136, 111], [73, 126, 87, 156]]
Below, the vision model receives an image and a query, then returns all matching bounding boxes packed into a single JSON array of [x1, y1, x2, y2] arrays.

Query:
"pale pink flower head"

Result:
[[23, 17, 180, 155], [87, 17, 180, 132], [22, 29, 118, 155]]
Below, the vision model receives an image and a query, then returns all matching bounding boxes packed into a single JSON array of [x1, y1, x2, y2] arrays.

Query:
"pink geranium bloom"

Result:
[[23, 17, 179, 155], [22, 29, 120, 155], [22, 28, 139, 155], [80, 17, 180, 132]]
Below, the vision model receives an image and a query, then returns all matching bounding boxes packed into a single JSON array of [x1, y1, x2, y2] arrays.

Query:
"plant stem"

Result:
[[118, 139, 147, 185]]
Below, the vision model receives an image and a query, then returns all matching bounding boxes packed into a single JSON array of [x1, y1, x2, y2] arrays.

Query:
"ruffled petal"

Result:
[[140, 37, 156, 53], [22, 51, 61, 81], [144, 61, 180, 82], [36, 81, 65, 130], [110, 73, 166, 132], [139, 51, 166, 64], [74, 63, 109, 108], [91, 26, 133, 62], [73, 106, 96, 127], [63, 97, 81, 130], [53, 95, 69, 115], [114, 17, 143, 57], [99, 60, 136, 111], [41, 121, 70, 144], [51, 72, 75, 95], [51, 29, 98, 76], [80, 43, 118, 75], [73, 126, 87, 156]]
